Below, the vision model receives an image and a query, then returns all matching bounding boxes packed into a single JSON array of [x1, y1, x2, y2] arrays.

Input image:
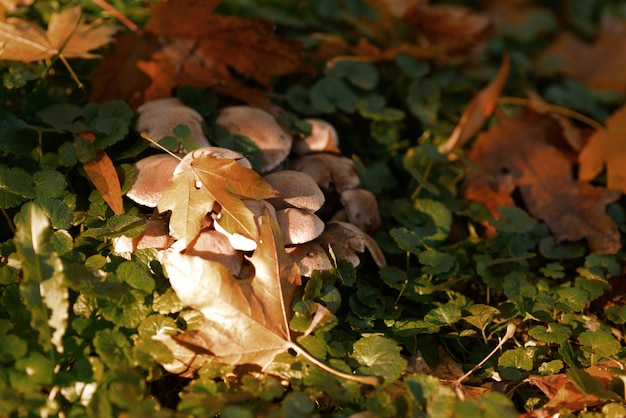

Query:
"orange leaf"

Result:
[[579, 104, 626, 194], [463, 110, 621, 254], [440, 54, 510, 154], [81, 134, 124, 215]]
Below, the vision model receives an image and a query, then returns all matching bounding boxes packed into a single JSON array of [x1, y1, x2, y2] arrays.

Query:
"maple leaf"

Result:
[[157, 152, 278, 246], [90, 0, 312, 109], [157, 208, 380, 385], [579, 104, 626, 194], [463, 109, 621, 254], [0, 6, 117, 62]]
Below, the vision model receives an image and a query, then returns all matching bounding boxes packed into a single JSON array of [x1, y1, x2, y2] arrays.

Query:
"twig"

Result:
[[92, 0, 140, 33]]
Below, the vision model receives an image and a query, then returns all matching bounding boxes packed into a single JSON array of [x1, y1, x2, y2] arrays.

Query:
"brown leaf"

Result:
[[81, 133, 124, 215], [0, 6, 117, 62], [579, 104, 626, 194], [538, 19, 626, 93], [463, 110, 621, 254], [91, 0, 312, 108], [440, 54, 510, 154]]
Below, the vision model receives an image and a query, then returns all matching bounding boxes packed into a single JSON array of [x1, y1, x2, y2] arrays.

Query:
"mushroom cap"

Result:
[[340, 188, 381, 233], [286, 242, 333, 277], [184, 229, 243, 276], [292, 118, 340, 156], [276, 208, 325, 245], [216, 106, 292, 172], [263, 170, 325, 212], [113, 218, 171, 253], [174, 146, 252, 175], [136, 98, 210, 148], [315, 221, 386, 268], [288, 154, 360, 192], [127, 153, 179, 207]]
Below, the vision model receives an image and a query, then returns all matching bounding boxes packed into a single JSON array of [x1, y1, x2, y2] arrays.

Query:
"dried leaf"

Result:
[[0, 6, 117, 62], [463, 110, 621, 254], [81, 133, 124, 215], [440, 54, 510, 154], [91, 0, 311, 108], [157, 153, 278, 246], [579, 104, 626, 194]]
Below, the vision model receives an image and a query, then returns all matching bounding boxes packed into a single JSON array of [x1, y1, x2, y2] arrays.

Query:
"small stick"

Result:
[[92, 0, 141, 33]]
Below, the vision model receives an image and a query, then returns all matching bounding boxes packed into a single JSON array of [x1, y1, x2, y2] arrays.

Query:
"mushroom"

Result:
[[174, 146, 252, 173], [216, 106, 292, 172], [136, 98, 210, 148], [339, 188, 381, 233], [286, 242, 333, 277], [315, 221, 386, 268], [113, 217, 171, 253], [288, 154, 360, 192], [263, 170, 325, 212], [184, 229, 243, 276], [292, 118, 341, 155], [126, 153, 179, 207], [276, 208, 325, 246]]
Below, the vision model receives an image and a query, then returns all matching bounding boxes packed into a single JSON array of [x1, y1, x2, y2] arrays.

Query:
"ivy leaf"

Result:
[[463, 304, 500, 331], [158, 153, 277, 245], [0, 165, 36, 208], [578, 330, 621, 361], [528, 323, 571, 344], [351, 335, 406, 384], [424, 303, 462, 327]]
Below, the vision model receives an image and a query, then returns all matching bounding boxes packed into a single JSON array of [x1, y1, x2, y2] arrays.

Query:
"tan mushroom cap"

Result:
[[184, 229, 243, 276], [113, 218, 171, 253], [136, 98, 210, 148], [340, 188, 381, 233], [276, 207, 325, 245], [292, 118, 341, 156], [216, 106, 292, 172], [315, 221, 386, 268], [127, 154, 179, 207], [174, 146, 252, 175], [288, 154, 360, 192], [286, 242, 333, 277], [263, 170, 325, 212]]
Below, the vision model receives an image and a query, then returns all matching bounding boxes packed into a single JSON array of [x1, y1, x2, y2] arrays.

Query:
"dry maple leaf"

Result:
[[157, 152, 278, 246], [0, 6, 117, 62], [463, 109, 621, 254], [579, 104, 626, 194], [90, 0, 312, 109], [538, 19, 626, 93], [156, 208, 380, 385]]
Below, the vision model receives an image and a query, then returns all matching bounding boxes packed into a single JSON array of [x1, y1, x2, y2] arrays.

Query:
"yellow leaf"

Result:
[[0, 6, 117, 62]]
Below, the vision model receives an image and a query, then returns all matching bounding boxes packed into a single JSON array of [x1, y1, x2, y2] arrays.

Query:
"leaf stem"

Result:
[[288, 342, 381, 387], [92, 0, 141, 33], [1, 208, 15, 235]]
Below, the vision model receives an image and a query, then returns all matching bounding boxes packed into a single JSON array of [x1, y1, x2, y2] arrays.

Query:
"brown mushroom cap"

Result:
[[263, 170, 325, 212], [340, 188, 381, 233], [216, 106, 292, 172], [184, 229, 243, 276], [136, 98, 210, 148], [126, 154, 179, 207], [288, 154, 360, 192], [292, 118, 341, 155], [315, 221, 386, 268], [276, 208, 325, 245], [286, 242, 333, 277]]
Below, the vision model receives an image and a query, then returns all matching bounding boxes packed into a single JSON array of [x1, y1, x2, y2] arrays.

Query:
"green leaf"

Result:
[[424, 303, 462, 327], [93, 328, 132, 371], [407, 78, 441, 125], [0, 165, 36, 208], [0, 113, 37, 154], [37, 103, 88, 133], [419, 250, 457, 275], [490, 206, 537, 233], [538, 359, 563, 375], [566, 368, 621, 401], [395, 53, 430, 78], [212, 134, 264, 172], [84, 100, 133, 149], [463, 304, 500, 331], [328, 60, 379, 90], [498, 347, 536, 382], [282, 391, 316, 417], [309, 77, 358, 113], [35, 198, 73, 230], [605, 305, 626, 325], [578, 330, 621, 360], [116, 261, 155, 294], [351, 335, 406, 384], [528, 323, 571, 344], [406, 374, 456, 416]]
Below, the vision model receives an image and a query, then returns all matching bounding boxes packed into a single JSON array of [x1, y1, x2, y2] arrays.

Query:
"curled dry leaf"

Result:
[[213, 199, 272, 252], [340, 188, 381, 233], [316, 221, 386, 268], [263, 170, 325, 212], [80, 133, 124, 215], [288, 154, 360, 192], [292, 118, 341, 155], [216, 106, 293, 172], [184, 228, 243, 276], [136, 98, 210, 148], [126, 153, 179, 207]]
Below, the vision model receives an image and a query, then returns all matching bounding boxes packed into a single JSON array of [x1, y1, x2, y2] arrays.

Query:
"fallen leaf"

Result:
[[579, 104, 626, 194], [91, 0, 312, 108], [463, 109, 621, 254], [538, 19, 626, 93], [440, 54, 510, 154], [157, 151, 278, 246], [81, 133, 124, 215], [0, 6, 117, 62]]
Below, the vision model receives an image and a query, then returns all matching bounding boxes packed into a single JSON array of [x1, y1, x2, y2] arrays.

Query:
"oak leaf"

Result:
[[90, 0, 312, 109], [579, 104, 626, 194], [463, 110, 621, 254], [157, 152, 278, 246], [0, 6, 117, 62]]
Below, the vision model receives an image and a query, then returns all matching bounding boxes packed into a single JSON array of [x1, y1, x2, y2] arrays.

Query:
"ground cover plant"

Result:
[[3, 0, 626, 416]]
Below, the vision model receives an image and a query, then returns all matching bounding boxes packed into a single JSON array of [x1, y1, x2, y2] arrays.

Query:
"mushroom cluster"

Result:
[[118, 98, 385, 277]]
